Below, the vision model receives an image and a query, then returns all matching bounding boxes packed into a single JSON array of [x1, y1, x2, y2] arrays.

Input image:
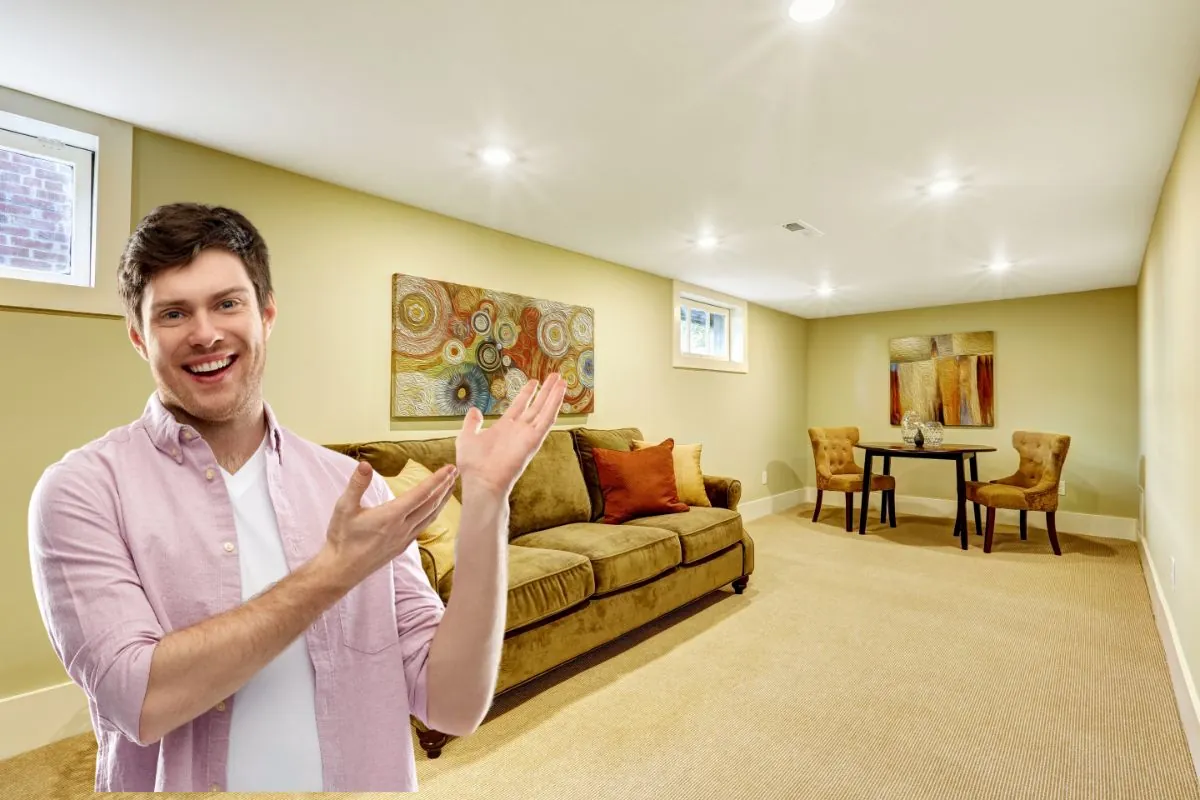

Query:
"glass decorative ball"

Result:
[[901, 411, 922, 444]]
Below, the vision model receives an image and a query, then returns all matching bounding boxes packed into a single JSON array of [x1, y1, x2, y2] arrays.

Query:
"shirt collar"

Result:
[[141, 392, 284, 461]]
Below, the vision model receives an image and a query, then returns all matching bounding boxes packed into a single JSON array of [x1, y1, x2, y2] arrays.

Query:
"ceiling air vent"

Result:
[[782, 219, 824, 237]]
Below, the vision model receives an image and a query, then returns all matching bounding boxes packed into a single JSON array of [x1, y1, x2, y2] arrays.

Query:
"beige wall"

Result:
[[806, 287, 1140, 518], [1139, 81, 1200, 709], [0, 130, 809, 700]]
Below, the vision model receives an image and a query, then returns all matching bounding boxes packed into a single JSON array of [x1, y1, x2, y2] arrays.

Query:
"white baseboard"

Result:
[[1138, 535, 1200, 780], [0, 680, 92, 761], [740, 489, 805, 522], [796, 487, 1136, 541]]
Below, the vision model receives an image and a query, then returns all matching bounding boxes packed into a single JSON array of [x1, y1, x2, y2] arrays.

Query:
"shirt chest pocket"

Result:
[[337, 564, 401, 654]]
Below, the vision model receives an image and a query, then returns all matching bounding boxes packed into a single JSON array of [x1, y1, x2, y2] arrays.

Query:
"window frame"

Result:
[[0, 87, 132, 318], [0, 119, 97, 289], [671, 280, 749, 373]]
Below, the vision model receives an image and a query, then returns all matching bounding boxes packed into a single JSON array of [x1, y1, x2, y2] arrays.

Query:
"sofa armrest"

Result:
[[703, 475, 742, 511]]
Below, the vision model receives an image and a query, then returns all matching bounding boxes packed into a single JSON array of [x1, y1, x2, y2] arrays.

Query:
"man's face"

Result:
[[129, 248, 276, 425]]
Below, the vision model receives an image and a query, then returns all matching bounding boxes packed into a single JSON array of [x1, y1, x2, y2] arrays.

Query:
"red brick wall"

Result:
[[0, 147, 75, 275]]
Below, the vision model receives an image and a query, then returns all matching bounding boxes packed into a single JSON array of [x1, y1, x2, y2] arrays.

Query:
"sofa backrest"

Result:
[[326, 428, 608, 539]]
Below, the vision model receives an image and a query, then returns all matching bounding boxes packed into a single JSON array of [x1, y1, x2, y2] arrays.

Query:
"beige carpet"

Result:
[[3, 507, 1196, 799]]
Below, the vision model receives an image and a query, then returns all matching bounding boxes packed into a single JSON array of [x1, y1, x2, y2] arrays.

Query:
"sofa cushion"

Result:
[[633, 439, 712, 507], [508, 430, 593, 538], [513, 523, 681, 595], [440, 545, 595, 633], [592, 440, 689, 524], [625, 506, 744, 565], [571, 427, 643, 521]]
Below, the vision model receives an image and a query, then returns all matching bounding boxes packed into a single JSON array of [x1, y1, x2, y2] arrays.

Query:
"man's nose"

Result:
[[186, 311, 222, 349]]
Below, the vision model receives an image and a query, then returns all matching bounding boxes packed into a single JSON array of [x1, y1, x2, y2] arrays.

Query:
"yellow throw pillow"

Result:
[[382, 459, 462, 588], [632, 439, 711, 507]]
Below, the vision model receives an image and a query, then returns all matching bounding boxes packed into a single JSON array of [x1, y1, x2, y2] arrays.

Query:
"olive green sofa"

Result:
[[325, 426, 753, 758]]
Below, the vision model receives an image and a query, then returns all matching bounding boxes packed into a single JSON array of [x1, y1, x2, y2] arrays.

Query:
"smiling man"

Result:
[[27, 202, 567, 792]]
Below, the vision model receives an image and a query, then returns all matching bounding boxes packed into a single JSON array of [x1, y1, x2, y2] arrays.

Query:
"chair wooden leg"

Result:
[[880, 491, 887, 523], [812, 489, 824, 523], [844, 493, 854, 532], [984, 508, 996, 553], [1019, 510, 1027, 541], [888, 490, 897, 527], [1047, 511, 1061, 556]]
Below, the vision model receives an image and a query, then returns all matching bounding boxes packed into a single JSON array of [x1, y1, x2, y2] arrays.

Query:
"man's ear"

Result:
[[127, 317, 149, 361], [262, 292, 277, 339]]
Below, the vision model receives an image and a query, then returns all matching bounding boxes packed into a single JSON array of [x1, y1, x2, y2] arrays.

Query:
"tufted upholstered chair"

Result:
[[808, 427, 897, 532], [965, 431, 1071, 555]]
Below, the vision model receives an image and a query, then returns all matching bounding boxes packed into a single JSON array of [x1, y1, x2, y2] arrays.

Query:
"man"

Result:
[[27, 202, 567, 792]]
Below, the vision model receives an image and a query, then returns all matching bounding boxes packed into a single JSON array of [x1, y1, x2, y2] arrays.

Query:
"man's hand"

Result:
[[322, 459, 459, 588], [454, 373, 567, 498]]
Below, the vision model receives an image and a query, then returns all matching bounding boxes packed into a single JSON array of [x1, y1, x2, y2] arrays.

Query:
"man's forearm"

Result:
[[139, 547, 351, 743], [425, 481, 509, 734]]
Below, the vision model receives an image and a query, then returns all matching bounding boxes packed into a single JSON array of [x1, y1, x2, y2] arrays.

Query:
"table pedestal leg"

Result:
[[955, 454, 968, 550], [858, 452, 873, 535]]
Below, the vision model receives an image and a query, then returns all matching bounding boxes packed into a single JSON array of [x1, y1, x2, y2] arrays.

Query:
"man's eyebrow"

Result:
[[148, 287, 250, 312]]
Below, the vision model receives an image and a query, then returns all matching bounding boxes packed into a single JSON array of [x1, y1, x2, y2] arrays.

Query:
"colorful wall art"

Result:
[[889, 331, 994, 427], [391, 274, 595, 417]]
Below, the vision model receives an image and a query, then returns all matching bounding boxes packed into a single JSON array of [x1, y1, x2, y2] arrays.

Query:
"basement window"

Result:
[[672, 280, 749, 373], [0, 110, 97, 288]]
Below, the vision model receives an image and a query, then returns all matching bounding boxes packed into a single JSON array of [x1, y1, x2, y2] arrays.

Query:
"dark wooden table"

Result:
[[853, 442, 997, 550]]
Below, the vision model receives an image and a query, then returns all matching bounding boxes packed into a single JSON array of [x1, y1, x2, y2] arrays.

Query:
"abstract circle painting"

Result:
[[391, 274, 595, 417]]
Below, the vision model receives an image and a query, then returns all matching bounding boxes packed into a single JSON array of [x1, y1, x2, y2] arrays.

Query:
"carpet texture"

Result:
[[2, 508, 1196, 799]]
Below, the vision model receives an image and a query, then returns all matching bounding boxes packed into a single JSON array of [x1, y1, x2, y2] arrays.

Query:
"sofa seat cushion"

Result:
[[625, 507, 744, 565], [513, 523, 681, 596], [441, 545, 595, 633]]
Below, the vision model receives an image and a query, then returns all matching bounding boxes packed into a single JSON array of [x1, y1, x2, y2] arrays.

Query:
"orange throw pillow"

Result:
[[592, 439, 689, 524]]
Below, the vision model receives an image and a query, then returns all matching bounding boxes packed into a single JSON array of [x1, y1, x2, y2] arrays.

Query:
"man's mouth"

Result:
[[183, 355, 238, 379]]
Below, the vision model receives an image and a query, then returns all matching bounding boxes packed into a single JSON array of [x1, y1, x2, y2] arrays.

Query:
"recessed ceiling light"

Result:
[[788, 0, 837, 23], [987, 259, 1012, 272], [926, 177, 961, 197], [816, 283, 835, 297], [696, 234, 719, 249], [478, 146, 514, 167]]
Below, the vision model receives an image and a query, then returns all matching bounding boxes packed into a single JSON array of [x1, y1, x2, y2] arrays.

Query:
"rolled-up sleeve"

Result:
[[371, 476, 446, 725], [28, 461, 164, 745]]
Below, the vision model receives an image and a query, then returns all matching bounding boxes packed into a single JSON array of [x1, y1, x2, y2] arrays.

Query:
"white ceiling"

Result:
[[2, 0, 1199, 318]]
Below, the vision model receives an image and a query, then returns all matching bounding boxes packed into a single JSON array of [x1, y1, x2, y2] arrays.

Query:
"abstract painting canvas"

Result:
[[889, 331, 994, 427], [391, 274, 595, 418]]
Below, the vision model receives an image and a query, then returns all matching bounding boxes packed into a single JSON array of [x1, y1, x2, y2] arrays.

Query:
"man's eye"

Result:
[[220, 299, 240, 310], [162, 310, 183, 320]]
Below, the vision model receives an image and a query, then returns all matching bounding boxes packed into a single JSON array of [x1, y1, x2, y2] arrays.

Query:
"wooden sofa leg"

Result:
[[844, 493, 854, 532], [984, 507, 996, 553], [417, 728, 451, 759], [812, 489, 824, 522], [732, 576, 749, 594]]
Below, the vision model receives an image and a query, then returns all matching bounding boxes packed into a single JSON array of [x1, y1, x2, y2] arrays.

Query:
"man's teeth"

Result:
[[187, 357, 232, 374]]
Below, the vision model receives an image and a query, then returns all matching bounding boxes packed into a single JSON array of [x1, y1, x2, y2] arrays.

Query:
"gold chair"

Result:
[[809, 427, 896, 532], [965, 431, 1071, 555]]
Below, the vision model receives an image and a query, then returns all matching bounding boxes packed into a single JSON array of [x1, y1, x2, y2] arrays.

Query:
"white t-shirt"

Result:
[[222, 437, 325, 792]]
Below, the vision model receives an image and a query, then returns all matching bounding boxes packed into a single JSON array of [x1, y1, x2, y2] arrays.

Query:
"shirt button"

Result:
[[183, 430, 194, 441], [206, 468, 215, 481], [216, 701, 226, 712], [223, 542, 235, 553], [171, 448, 180, 459], [210, 784, 220, 792]]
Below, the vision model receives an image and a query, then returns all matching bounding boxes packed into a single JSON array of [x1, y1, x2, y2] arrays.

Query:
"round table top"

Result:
[[855, 441, 997, 455]]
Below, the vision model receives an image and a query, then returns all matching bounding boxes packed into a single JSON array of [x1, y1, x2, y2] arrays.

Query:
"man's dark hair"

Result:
[[118, 202, 272, 327]]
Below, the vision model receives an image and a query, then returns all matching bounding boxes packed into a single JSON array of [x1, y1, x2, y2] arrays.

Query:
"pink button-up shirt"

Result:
[[27, 394, 445, 792]]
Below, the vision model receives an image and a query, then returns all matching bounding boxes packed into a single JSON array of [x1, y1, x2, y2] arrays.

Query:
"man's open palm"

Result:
[[455, 373, 567, 497]]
